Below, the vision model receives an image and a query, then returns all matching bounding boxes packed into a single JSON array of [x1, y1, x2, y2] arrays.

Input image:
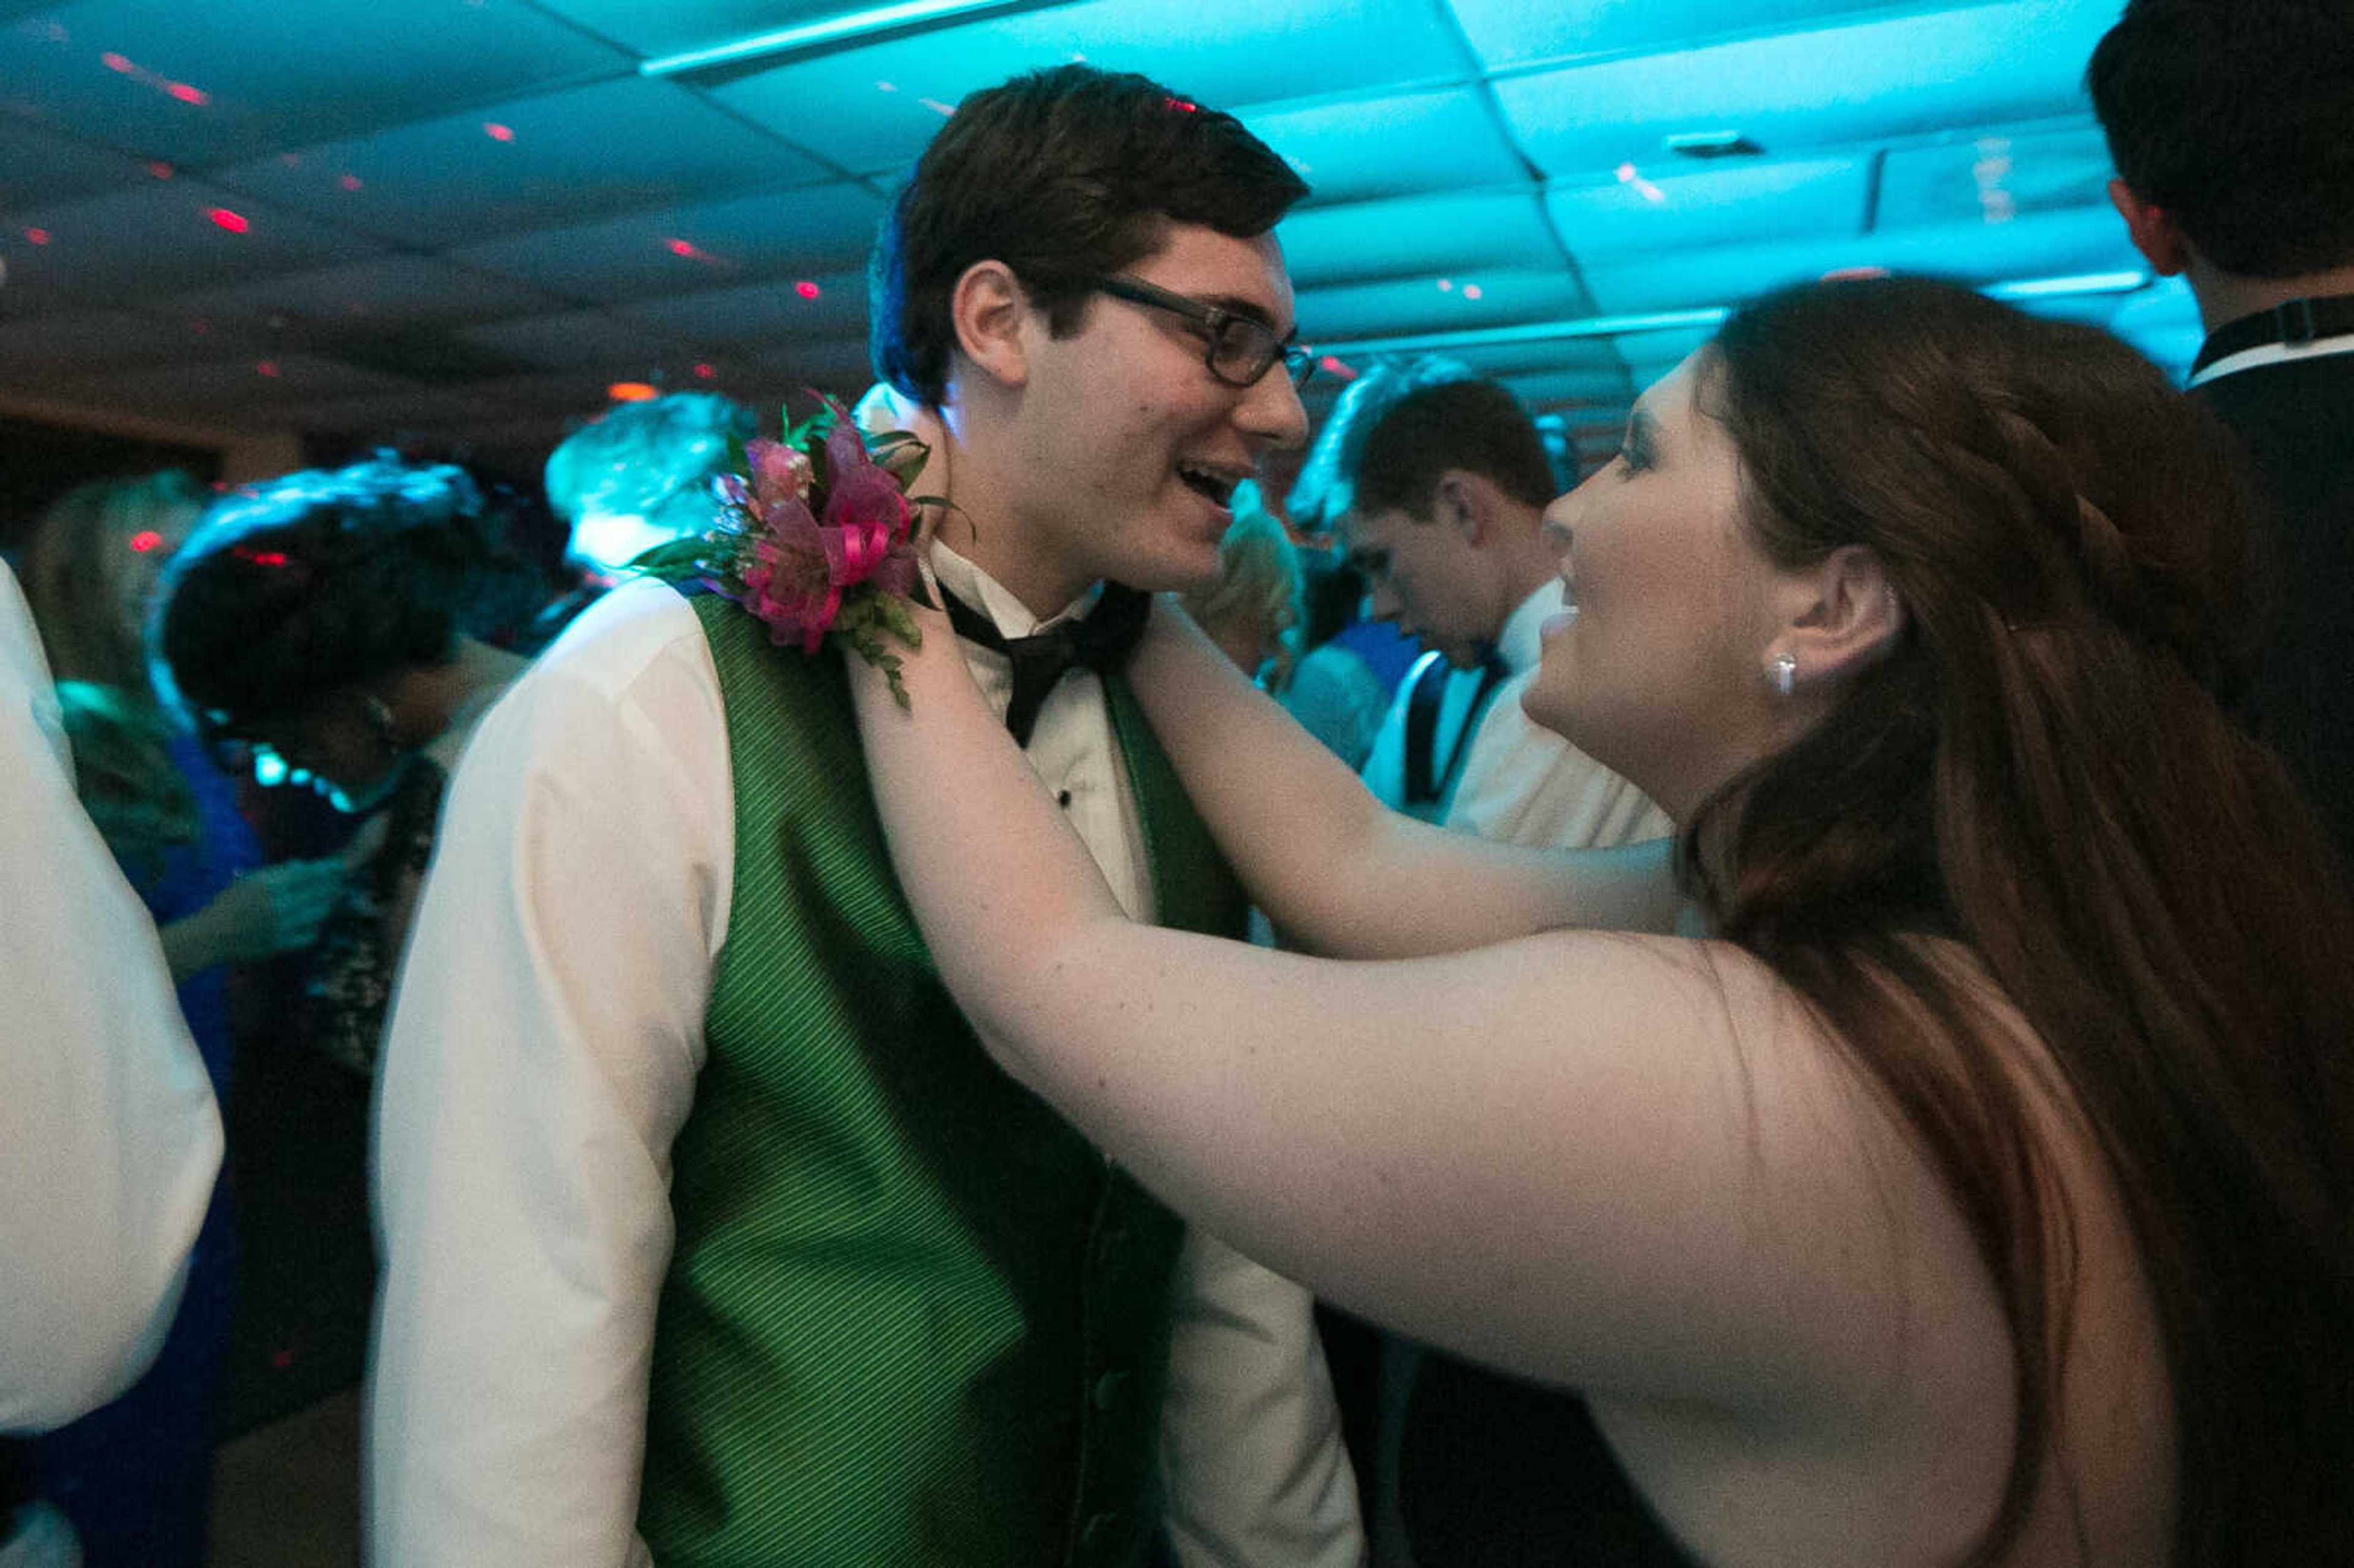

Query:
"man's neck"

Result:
[[2188, 260, 2354, 335], [931, 403, 1092, 621]]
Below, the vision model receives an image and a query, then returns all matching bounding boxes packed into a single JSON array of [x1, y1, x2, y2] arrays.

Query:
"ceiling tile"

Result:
[[1, 175, 386, 305], [711, 0, 1463, 177], [1453, 0, 1942, 70], [1243, 88, 1523, 208], [1497, 363, 1645, 410], [213, 77, 826, 248], [0, 112, 147, 214], [619, 267, 869, 344], [1874, 121, 2112, 231], [1492, 0, 2119, 181], [525, 0, 842, 58], [1301, 267, 1594, 343], [1546, 156, 1869, 259], [0, 0, 629, 168], [166, 254, 565, 335], [450, 181, 888, 302], [1578, 205, 2135, 314], [1281, 191, 1561, 287], [0, 305, 261, 376], [46, 348, 424, 417], [455, 308, 695, 373]]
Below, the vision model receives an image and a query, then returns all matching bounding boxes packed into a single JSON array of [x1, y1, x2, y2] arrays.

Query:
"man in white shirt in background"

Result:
[[368, 64, 1359, 1568], [1329, 376, 1672, 1567], [0, 559, 222, 1567], [1347, 376, 1670, 851]]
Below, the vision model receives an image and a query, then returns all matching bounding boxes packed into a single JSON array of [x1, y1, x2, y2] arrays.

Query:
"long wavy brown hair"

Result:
[[1681, 277, 2353, 1566]]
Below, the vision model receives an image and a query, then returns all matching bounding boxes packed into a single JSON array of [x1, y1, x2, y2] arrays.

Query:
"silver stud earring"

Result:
[[1769, 652, 1798, 697]]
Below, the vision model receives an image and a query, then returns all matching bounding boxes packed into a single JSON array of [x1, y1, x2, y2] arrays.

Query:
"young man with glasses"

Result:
[[369, 65, 1361, 1568]]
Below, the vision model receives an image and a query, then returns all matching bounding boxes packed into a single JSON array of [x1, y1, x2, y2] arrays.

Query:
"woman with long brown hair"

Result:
[[848, 276, 2353, 1566]]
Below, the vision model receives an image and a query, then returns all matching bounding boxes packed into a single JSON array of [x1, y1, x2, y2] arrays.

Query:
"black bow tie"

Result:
[[939, 582, 1151, 747]]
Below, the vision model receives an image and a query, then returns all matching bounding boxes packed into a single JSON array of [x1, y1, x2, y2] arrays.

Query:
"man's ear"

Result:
[[1433, 470, 1491, 546], [1770, 545, 1904, 690], [950, 260, 1032, 389], [2108, 177, 2190, 277]]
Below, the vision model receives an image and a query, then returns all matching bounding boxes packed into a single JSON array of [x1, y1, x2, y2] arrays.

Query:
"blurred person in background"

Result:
[[536, 392, 758, 649], [1181, 487, 1303, 687], [13, 473, 341, 1568], [151, 455, 536, 1075], [1273, 359, 1471, 772]]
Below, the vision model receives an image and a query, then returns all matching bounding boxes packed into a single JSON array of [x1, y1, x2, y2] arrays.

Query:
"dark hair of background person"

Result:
[[20, 472, 212, 874], [869, 63, 1309, 408], [1284, 355, 1475, 538], [150, 455, 537, 746], [2086, 0, 2354, 277], [1683, 276, 2353, 1566], [1348, 377, 1560, 520]]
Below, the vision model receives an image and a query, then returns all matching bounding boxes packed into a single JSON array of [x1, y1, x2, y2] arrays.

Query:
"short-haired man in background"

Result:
[[2090, 0, 2354, 850], [370, 65, 1358, 1568], [1346, 376, 1669, 849]]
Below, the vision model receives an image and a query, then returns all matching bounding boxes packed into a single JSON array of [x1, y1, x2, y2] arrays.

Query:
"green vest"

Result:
[[638, 595, 1247, 1566]]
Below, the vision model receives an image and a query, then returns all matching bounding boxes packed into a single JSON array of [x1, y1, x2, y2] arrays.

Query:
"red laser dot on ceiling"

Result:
[[25, 228, 51, 245], [101, 51, 134, 72], [665, 238, 695, 256], [129, 530, 164, 554], [692, 363, 716, 379], [145, 161, 173, 179], [206, 207, 248, 233], [1462, 283, 1484, 300], [794, 280, 821, 300], [340, 174, 364, 191], [255, 360, 281, 377], [482, 122, 514, 142], [167, 82, 207, 105]]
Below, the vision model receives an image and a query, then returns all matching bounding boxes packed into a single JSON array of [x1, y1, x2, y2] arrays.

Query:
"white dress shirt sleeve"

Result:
[[1443, 672, 1674, 851], [1160, 1231, 1365, 1568], [0, 562, 221, 1434], [367, 585, 729, 1568]]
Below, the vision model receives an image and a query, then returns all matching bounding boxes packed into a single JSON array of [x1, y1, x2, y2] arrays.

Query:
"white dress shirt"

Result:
[[0, 561, 222, 1437], [1362, 582, 1672, 851], [369, 558, 1359, 1568]]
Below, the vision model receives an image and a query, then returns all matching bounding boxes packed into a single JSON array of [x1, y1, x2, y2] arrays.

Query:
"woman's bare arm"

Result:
[[848, 609, 1959, 1415], [1126, 601, 1683, 956]]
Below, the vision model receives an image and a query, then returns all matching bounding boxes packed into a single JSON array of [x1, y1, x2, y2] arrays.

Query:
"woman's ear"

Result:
[[1768, 545, 1905, 691], [950, 260, 1032, 389]]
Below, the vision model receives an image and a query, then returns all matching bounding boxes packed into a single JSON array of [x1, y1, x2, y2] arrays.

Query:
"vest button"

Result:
[[1091, 1369, 1130, 1410]]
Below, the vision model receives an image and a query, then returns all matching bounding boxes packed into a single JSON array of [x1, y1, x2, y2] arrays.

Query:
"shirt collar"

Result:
[[2188, 291, 2354, 388], [928, 539, 1099, 639], [1494, 579, 1567, 676]]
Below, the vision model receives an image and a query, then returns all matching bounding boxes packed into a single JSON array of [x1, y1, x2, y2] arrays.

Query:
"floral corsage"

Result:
[[639, 397, 934, 707]]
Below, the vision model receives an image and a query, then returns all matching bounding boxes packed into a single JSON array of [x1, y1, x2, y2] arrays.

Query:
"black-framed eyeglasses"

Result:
[[1082, 273, 1316, 390]]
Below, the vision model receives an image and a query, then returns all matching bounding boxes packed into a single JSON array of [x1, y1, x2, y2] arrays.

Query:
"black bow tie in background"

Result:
[[939, 583, 1152, 747]]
